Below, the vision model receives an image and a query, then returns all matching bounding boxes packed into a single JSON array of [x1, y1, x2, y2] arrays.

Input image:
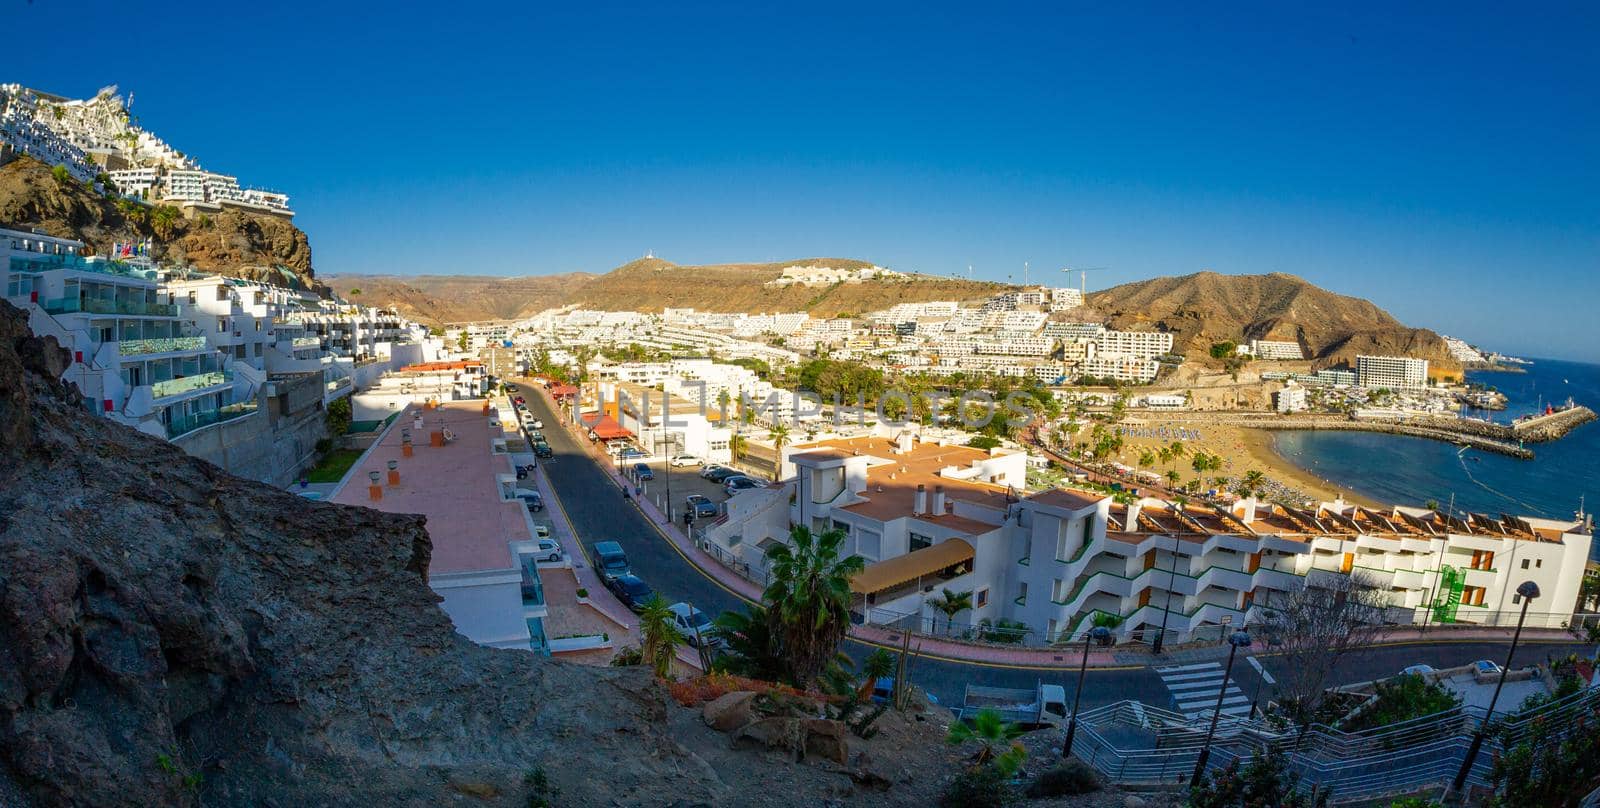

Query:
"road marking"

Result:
[[1246, 655, 1275, 685]]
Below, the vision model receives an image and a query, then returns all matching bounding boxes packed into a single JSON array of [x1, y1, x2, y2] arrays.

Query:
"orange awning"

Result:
[[850, 539, 974, 594], [587, 416, 632, 440]]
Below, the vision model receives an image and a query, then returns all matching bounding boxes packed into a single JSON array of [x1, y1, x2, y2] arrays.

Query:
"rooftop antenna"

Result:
[[1063, 266, 1110, 298], [967, 264, 973, 281]]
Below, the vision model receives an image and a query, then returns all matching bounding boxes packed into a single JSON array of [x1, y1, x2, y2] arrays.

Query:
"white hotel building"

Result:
[[1357, 355, 1430, 389], [696, 433, 1592, 645]]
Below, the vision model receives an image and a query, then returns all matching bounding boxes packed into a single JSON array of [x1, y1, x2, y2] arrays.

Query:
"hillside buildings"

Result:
[[698, 431, 1594, 646], [1357, 354, 1430, 389], [1247, 339, 1305, 360]]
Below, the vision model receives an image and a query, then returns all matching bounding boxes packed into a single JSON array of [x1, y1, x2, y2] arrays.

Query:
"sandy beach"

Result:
[[1103, 419, 1380, 508]]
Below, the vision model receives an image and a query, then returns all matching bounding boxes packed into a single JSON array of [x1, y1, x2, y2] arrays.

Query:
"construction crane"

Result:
[[1062, 266, 1111, 298]]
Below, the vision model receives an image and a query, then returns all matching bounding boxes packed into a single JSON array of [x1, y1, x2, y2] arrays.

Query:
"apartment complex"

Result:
[[698, 433, 1592, 645], [1248, 339, 1306, 360], [1357, 354, 1430, 389]]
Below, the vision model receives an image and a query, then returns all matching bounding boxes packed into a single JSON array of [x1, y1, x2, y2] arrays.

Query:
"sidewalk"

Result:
[[532, 384, 1576, 670]]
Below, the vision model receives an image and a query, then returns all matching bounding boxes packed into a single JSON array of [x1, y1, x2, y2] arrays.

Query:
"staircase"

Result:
[[1431, 565, 1463, 623]]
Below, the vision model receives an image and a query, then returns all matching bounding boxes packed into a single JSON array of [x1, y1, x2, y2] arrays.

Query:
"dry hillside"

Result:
[[1087, 271, 1459, 369], [0, 156, 320, 292], [328, 257, 1009, 325]]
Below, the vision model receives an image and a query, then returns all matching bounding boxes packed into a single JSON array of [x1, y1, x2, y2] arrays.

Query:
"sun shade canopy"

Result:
[[849, 538, 974, 594]]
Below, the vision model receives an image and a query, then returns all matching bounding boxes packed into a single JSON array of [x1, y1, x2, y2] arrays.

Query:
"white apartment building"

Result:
[[1078, 355, 1160, 383], [1094, 329, 1174, 359], [592, 380, 733, 463], [1248, 339, 1305, 360], [1275, 383, 1308, 413], [699, 432, 1594, 646], [1442, 336, 1486, 364], [1049, 287, 1085, 311], [975, 332, 1052, 357], [1357, 355, 1430, 389]]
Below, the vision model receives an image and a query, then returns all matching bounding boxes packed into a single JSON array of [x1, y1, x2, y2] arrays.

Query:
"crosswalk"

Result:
[[1155, 662, 1252, 720]]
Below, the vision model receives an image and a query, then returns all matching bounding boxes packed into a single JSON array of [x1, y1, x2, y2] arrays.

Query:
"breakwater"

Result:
[[1509, 406, 1597, 442], [1238, 418, 1535, 459]]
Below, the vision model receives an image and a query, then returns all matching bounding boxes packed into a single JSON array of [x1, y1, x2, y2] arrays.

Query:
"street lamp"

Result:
[[1152, 536, 1182, 655], [1190, 629, 1252, 788], [1062, 625, 1112, 758], [1449, 580, 1539, 798]]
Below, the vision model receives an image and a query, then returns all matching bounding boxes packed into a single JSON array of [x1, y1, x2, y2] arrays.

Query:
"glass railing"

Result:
[[151, 370, 231, 399], [9, 255, 161, 281], [120, 336, 208, 355], [326, 377, 352, 393], [292, 336, 321, 348], [44, 297, 177, 317], [165, 401, 258, 438]]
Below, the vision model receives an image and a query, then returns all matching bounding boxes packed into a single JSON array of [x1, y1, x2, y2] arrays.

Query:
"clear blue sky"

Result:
[[10, 2, 1598, 361]]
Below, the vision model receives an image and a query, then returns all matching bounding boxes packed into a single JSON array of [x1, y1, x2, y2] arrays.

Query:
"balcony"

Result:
[[166, 401, 258, 438], [292, 336, 321, 349], [120, 336, 208, 356], [45, 296, 177, 317], [152, 370, 231, 400]]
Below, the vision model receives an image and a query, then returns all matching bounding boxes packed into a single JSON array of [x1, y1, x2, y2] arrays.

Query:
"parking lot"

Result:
[[612, 454, 765, 525]]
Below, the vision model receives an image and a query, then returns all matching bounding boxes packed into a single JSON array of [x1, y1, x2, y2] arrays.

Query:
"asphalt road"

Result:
[[515, 381, 1595, 712]]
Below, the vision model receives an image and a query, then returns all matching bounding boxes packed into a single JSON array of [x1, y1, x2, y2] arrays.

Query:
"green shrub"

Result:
[[1342, 673, 1460, 731], [313, 437, 334, 455], [575, 588, 588, 598], [1024, 759, 1100, 797], [941, 765, 1011, 808]]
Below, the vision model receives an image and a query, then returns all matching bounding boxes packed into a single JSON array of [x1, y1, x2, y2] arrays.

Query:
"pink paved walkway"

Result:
[[531, 384, 1577, 670]]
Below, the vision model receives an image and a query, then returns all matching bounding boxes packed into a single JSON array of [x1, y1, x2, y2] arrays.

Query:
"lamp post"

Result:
[[1152, 536, 1181, 655], [1062, 625, 1112, 758], [1190, 629, 1252, 788], [1448, 580, 1539, 799]]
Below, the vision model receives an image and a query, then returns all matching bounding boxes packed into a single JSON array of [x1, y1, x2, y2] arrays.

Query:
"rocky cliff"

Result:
[[1088, 271, 1460, 370], [0, 156, 319, 292], [0, 299, 951, 806]]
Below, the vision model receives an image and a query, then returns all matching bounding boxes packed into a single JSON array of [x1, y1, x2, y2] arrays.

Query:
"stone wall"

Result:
[[173, 402, 329, 486]]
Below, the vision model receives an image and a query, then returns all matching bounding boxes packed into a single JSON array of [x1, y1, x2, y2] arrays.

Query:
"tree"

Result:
[[947, 708, 1027, 773], [324, 396, 351, 437], [768, 421, 791, 470], [709, 605, 785, 681], [858, 649, 895, 699], [729, 433, 747, 464], [637, 595, 682, 679], [967, 435, 1002, 451], [1256, 573, 1390, 728], [149, 204, 181, 240], [1240, 469, 1267, 499], [456, 331, 470, 352], [1188, 746, 1328, 808], [1485, 693, 1600, 807], [1169, 440, 1186, 466], [1139, 450, 1157, 468], [762, 525, 864, 687], [1340, 673, 1460, 732], [1165, 469, 1181, 489], [927, 588, 973, 635]]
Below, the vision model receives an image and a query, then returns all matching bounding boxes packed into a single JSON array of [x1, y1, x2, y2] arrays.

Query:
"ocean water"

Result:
[[1271, 358, 1600, 538]]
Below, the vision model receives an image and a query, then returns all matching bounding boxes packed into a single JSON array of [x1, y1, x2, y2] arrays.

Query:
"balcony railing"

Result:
[[120, 336, 208, 356], [326, 376, 352, 393], [165, 401, 258, 438], [45, 296, 177, 317], [151, 370, 231, 399], [292, 336, 321, 348]]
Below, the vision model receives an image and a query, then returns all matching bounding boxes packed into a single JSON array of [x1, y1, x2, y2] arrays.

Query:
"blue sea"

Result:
[[1271, 358, 1600, 560]]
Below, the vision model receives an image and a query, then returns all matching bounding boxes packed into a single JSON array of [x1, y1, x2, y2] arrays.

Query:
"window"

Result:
[[831, 519, 850, 536], [1536, 559, 1542, 568], [217, 317, 227, 332], [1016, 582, 1027, 605], [1512, 593, 1521, 605], [856, 529, 881, 560], [1521, 559, 1530, 570], [255, 321, 262, 332], [909, 532, 933, 552], [975, 587, 989, 608], [187, 291, 197, 304]]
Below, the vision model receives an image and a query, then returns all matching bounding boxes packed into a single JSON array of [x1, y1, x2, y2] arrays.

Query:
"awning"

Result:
[[548, 384, 578, 397], [587, 416, 632, 440], [850, 538, 974, 595]]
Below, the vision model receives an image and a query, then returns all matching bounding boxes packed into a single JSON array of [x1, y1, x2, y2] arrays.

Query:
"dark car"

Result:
[[534, 442, 554, 458], [505, 384, 519, 393], [607, 574, 655, 611], [685, 494, 719, 518], [633, 463, 654, 481], [699, 464, 728, 479], [703, 466, 741, 483]]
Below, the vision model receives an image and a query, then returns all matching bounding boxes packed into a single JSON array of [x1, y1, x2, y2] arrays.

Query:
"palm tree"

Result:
[[1169, 441, 1186, 468], [638, 595, 682, 679], [729, 433, 747, 465], [1158, 446, 1173, 467], [947, 708, 1028, 774], [572, 345, 595, 383], [858, 649, 895, 699], [768, 421, 791, 476], [1241, 469, 1267, 499], [1165, 468, 1181, 489], [927, 588, 974, 636], [150, 204, 180, 240], [716, 388, 732, 420], [710, 605, 785, 681], [762, 525, 865, 687], [1138, 450, 1157, 468]]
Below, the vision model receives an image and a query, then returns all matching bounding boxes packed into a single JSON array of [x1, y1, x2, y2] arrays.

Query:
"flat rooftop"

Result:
[[331, 402, 524, 575]]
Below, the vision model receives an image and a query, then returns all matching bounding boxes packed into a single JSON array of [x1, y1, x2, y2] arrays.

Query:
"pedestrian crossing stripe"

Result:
[[1154, 663, 1222, 674], [1177, 694, 1249, 710], [1167, 678, 1228, 692]]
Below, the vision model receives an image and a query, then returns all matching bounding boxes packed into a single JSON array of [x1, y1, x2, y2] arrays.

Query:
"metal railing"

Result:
[[165, 401, 258, 438], [1067, 680, 1600, 803], [46, 296, 177, 317], [151, 370, 230, 399], [119, 335, 207, 355]]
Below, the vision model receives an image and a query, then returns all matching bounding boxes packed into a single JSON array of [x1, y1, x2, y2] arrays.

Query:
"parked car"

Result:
[[667, 602, 720, 647], [703, 466, 741, 483], [620, 447, 647, 459], [1473, 660, 1503, 677], [528, 431, 545, 442], [699, 464, 728, 479], [527, 418, 543, 429], [532, 524, 551, 539], [668, 454, 701, 467], [534, 442, 554, 458], [516, 490, 544, 512], [1401, 664, 1436, 676], [531, 538, 562, 563], [633, 463, 654, 481], [607, 574, 655, 611], [505, 384, 519, 393], [724, 475, 762, 495], [593, 541, 629, 580], [685, 494, 719, 518]]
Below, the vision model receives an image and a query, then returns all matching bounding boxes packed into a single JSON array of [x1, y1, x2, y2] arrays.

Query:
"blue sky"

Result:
[[8, 2, 1598, 360]]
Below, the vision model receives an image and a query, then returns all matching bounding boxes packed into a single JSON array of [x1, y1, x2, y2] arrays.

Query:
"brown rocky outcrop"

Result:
[[0, 156, 319, 292]]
